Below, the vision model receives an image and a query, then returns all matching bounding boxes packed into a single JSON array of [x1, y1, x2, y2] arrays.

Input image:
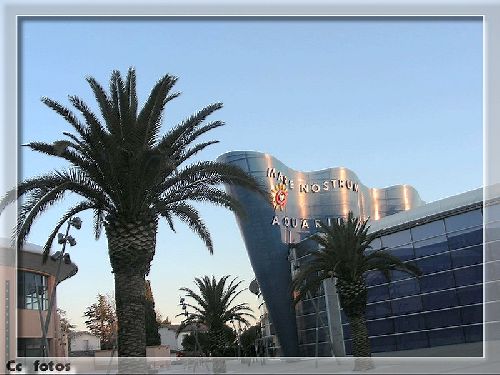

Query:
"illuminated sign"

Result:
[[266, 168, 359, 193], [271, 183, 288, 211]]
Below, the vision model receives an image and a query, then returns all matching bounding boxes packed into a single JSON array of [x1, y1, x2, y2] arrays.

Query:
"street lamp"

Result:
[[39, 216, 81, 357]]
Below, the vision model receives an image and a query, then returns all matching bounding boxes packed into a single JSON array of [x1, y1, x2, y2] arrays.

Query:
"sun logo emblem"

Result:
[[271, 183, 288, 211]]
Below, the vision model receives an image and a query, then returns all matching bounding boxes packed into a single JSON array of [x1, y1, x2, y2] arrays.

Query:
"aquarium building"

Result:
[[218, 150, 498, 357]]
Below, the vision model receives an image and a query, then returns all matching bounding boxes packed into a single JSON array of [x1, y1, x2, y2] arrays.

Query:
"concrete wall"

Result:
[[71, 333, 101, 352]]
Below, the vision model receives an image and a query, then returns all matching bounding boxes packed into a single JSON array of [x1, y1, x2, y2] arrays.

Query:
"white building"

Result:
[[70, 331, 100, 353]]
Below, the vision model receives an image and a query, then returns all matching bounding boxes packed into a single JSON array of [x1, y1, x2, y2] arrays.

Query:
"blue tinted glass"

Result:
[[367, 319, 394, 336], [420, 271, 455, 293], [389, 279, 420, 298], [342, 323, 351, 340], [366, 302, 392, 319], [344, 340, 352, 356], [414, 236, 449, 258], [367, 284, 390, 303], [464, 324, 483, 343], [390, 269, 413, 281], [422, 290, 458, 311], [391, 295, 422, 315], [424, 308, 461, 329], [417, 253, 452, 274], [445, 210, 482, 232], [396, 331, 429, 350], [456, 284, 483, 305], [428, 327, 465, 347], [389, 245, 415, 261], [370, 335, 396, 353], [365, 272, 388, 286], [448, 228, 483, 251], [369, 237, 382, 250], [454, 265, 483, 286], [382, 230, 412, 248], [451, 245, 483, 268], [394, 314, 425, 333], [461, 305, 483, 324], [411, 220, 446, 241]]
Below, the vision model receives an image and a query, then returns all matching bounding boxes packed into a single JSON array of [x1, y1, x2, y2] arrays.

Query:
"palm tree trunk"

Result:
[[105, 216, 158, 359], [348, 314, 374, 371]]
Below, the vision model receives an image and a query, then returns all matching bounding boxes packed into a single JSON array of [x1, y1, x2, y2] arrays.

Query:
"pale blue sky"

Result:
[[18, 17, 482, 330]]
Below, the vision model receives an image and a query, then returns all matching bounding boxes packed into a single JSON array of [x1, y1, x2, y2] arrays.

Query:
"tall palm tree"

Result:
[[177, 275, 255, 356], [291, 212, 421, 365], [0, 68, 268, 357]]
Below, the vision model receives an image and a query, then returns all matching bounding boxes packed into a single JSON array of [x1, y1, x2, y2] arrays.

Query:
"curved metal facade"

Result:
[[217, 150, 424, 356]]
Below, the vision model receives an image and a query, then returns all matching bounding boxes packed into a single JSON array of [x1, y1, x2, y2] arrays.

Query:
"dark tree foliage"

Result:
[[0, 68, 269, 358], [145, 280, 161, 346]]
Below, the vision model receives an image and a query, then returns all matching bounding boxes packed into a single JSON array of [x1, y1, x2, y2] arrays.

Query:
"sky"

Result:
[[14, 17, 482, 330]]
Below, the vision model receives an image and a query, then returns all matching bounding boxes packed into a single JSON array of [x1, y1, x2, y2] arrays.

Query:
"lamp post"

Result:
[[179, 296, 203, 356], [39, 216, 81, 357]]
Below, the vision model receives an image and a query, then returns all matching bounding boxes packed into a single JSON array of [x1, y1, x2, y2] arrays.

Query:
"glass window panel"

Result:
[[414, 236, 449, 258], [451, 245, 483, 268], [295, 298, 327, 316], [424, 308, 461, 329], [464, 324, 483, 343], [390, 270, 413, 282], [454, 265, 483, 287], [448, 228, 483, 251], [396, 331, 429, 351], [367, 319, 394, 336], [365, 272, 388, 287], [417, 253, 452, 275], [411, 220, 446, 241], [394, 314, 426, 333], [366, 302, 392, 319], [461, 305, 483, 324], [370, 335, 396, 353], [389, 245, 415, 261], [428, 327, 465, 347], [297, 327, 330, 345], [445, 210, 482, 232], [369, 237, 382, 251], [344, 339, 353, 356], [342, 323, 351, 340], [484, 203, 500, 224], [391, 295, 422, 315], [389, 279, 420, 298], [456, 284, 483, 306], [420, 271, 455, 293], [422, 290, 458, 311], [382, 230, 412, 248], [485, 221, 500, 242], [296, 312, 328, 331], [367, 284, 390, 303]]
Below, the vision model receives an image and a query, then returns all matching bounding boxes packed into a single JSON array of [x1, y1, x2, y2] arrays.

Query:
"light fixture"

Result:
[[57, 233, 65, 244], [67, 236, 77, 246], [70, 217, 82, 230], [51, 251, 62, 261]]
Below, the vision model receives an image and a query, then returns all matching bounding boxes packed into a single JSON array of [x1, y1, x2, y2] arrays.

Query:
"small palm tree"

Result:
[[177, 275, 255, 356], [291, 212, 421, 366], [0, 68, 268, 357]]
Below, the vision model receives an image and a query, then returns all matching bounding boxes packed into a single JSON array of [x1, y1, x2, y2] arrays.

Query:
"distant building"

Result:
[[0, 240, 78, 361], [69, 331, 101, 355], [159, 323, 208, 354]]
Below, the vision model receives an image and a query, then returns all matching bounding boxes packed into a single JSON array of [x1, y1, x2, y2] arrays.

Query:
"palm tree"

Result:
[[291, 212, 421, 366], [177, 275, 255, 356], [0, 68, 268, 357]]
